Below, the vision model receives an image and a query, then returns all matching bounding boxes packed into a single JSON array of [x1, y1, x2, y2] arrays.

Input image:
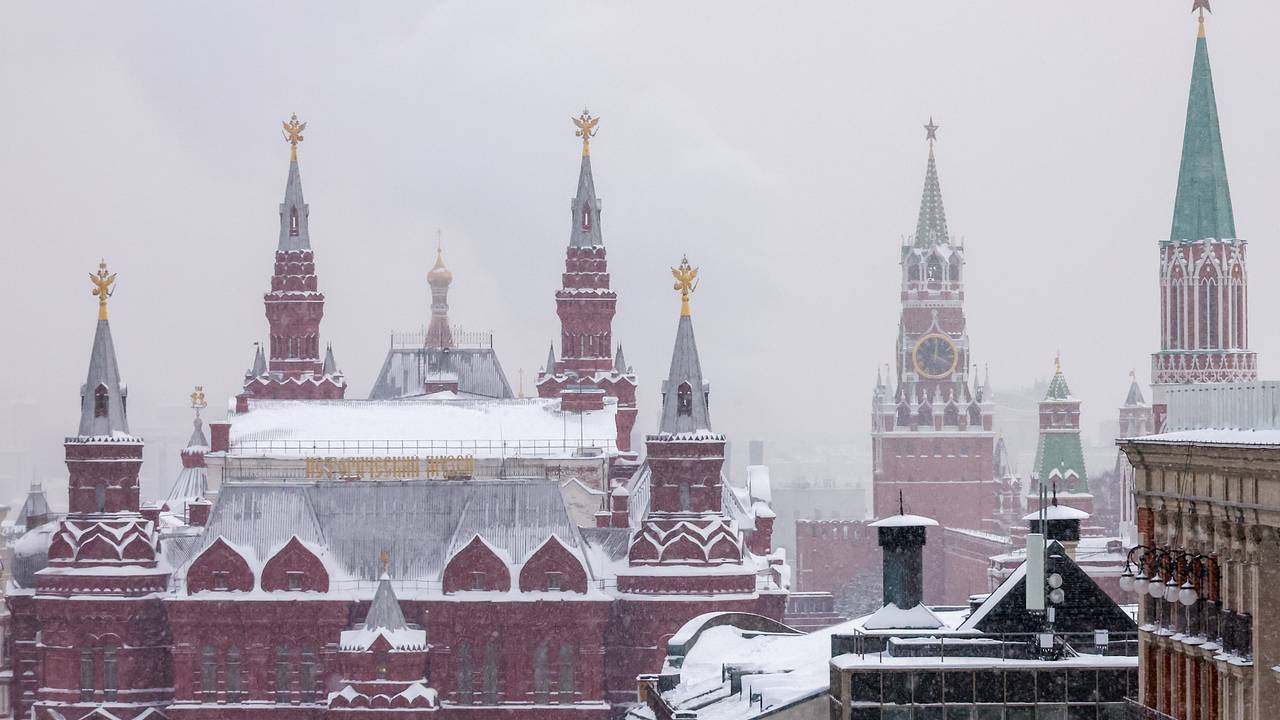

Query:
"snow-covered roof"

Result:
[[1131, 428, 1280, 447], [225, 397, 618, 458], [1022, 504, 1090, 522], [182, 478, 588, 586], [861, 602, 945, 630], [869, 513, 938, 528]]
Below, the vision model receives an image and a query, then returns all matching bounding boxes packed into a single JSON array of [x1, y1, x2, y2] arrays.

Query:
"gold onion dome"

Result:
[[428, 247, 453, 286]]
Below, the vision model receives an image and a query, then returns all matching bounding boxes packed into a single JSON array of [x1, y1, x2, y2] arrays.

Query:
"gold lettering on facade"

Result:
[[302, 455, 475, 480]]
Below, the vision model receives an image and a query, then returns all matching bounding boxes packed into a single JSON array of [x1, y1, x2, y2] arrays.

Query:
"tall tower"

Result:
[[26, 264, 172, 718], [1151, 11, 1256, 399], [537, 110, 638, 452], [243, 114, 346, 401], [870, 121, 998, 531], [1028, 356, 1095, 520], [625, 258, 746, 577]]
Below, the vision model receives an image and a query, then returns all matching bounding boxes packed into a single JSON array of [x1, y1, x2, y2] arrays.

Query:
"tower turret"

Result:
[[244, 114, 346, 402], [425, 240, 455, 349], [537, 110, 638, 452], [1151, 11, 1256, 394]]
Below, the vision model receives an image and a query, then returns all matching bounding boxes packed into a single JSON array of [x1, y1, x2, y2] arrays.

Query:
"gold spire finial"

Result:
[[1193, 0, 1210, 36], [190, 386, 208, 418], [671, 255, 699, 317], [1055, 351, 1062, 373], [572, 109, 599, 157], [379, 550, 391, 575], [282, 113, 307, 162], [89, 260, 117, 321], [1129, 368, 1136, 382]]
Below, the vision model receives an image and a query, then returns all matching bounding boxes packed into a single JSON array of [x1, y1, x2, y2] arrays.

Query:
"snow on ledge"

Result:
[[869, 513, 938, 528]]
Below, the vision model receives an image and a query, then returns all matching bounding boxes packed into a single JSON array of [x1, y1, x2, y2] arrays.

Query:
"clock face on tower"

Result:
[[912, 333, 958, 379]]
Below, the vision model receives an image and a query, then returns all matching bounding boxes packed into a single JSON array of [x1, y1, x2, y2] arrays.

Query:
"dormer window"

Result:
[[94, 384, 109, 418], [290, 207, 300, 236], [677, 382, 693, 417], [546, 572, 562, 592], [286, 571, 304, 591], [470, 572, 485, 591], [212, 571, 230, 591]]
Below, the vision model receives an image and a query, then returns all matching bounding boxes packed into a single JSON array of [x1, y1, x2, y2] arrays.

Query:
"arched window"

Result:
[[943, 404, 960, 427], [483, 640, 499, 704], [926, 257, 943, 288], [79, 648, 95, 701], [103, 645, 118, 699], [532, 642, 549, 703], [1234, 278, 1245, 348], [455, 642, 473, 703], [918, 403, 933, 426], [558, 643, 576, 703], [274, 645, 291, 703], [907, 257, 922, 283], [94, 384, 109, 418], [300, 645, 317, 703], [677, 382, 693, 417], [968, 404, 981, 427], [201, 644, 217, 702], [897, 403, 911, 427], [290, 207, 300, 236], [226, 646, 242, 702], [1199, 266, 1219, 349]]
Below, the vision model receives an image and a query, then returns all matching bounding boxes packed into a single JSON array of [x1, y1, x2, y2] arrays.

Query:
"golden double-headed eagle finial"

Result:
[[89, 260, 117, 321], [671, 256, 699, 317], [572, 109, 599, 157], [282, 113, 307, 162], [190, 386, 208, 417]]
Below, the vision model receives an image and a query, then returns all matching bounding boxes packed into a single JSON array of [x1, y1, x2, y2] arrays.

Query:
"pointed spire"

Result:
[[1124, 369, 1147, 406], [660, 257, 711, 434], [569, 110, 604, 248], [363, 573, 409, 632], [278, 113, 311, 252], [249, 343, 267, 377], [79, 262, 129, 438], [544, 343, 557, 374], [1046, 353, 1072, 400], [913, 120, 950, 247], [1170, 13, 1235, 242], [614, 344, 629, 374], [323, 343, 339, 376]]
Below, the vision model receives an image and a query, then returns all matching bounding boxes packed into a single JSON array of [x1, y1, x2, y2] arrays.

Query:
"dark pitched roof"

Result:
[[278, 156, 311, 252], [961, 540, 1135, 635], [1124, 374, 1146, 407], [78, 319, 130, 437], [1171, 25, 1236, 242], [659, 314, 711, 434], [569, 154, 604, 248]]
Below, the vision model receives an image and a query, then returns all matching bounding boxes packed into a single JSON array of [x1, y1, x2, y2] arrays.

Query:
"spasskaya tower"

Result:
[[870, 121, 999, 533]]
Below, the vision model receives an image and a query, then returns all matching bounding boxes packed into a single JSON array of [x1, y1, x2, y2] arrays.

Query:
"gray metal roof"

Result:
[[369, 346, 514, 400], [278, 158, 310, 252], [1124, 377, 1146, 407], [568, 155, 604, 248], [614, 344, 629, 374], [196, 479, 583, 582], [78, 319, 130, 437], [659, 315, 711, 434], [14, 485, 51, 527], [323, 344, 339, 376], [364, 575, 409, 630]]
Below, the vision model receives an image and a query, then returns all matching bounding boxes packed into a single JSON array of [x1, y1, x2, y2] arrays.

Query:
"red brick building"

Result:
[[5, 121, 787, 720]]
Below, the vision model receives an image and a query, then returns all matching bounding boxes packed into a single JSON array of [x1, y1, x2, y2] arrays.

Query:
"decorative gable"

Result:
[[518, 535, 588, 593], [186, 537, 254, 594], [261, 536, 330, 592], [442, 535, 511, 594]]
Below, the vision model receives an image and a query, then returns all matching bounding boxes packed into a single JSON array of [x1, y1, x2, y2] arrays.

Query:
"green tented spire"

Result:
[[1170, 19, 1236, 242], [1045, 354, 1072, 400]]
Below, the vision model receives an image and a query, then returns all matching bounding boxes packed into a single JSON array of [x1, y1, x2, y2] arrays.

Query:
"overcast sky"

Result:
[[3, 2, 1280, 487]]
